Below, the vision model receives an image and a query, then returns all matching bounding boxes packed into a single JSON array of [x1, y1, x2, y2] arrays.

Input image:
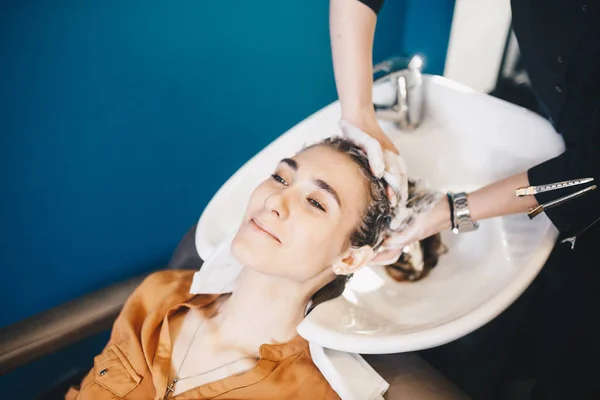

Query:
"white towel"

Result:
[[189, 233, 389, 400], [309, 343, 389, 400], [189, 232, 243, 295]]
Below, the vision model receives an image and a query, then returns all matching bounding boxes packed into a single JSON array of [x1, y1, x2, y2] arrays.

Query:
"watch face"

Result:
[[458, 223, 476, 232], [457, 220, 479, 233], [452, 192, 478, 233]]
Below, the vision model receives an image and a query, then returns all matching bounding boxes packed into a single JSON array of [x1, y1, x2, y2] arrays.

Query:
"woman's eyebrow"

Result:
[[315, 179, 341, 207], [279, 158, 341, 207], [280, 158, 298, 171]]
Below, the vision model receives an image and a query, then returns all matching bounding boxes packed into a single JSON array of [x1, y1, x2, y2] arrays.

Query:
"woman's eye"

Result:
[[308, 198, 326, 212], [271, 174, 288, 186]]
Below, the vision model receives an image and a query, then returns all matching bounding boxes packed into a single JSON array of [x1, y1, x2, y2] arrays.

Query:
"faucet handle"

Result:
[[373, 55, 425, 131]]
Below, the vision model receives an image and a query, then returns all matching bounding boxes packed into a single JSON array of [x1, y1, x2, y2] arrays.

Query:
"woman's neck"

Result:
[[213, 267, 328, 355]]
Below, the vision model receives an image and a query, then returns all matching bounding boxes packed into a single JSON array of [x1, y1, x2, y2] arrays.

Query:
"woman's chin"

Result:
[[231, 231, 272, 271]]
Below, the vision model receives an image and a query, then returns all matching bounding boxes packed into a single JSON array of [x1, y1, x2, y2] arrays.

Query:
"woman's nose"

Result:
[[264, 191, 289, 219]]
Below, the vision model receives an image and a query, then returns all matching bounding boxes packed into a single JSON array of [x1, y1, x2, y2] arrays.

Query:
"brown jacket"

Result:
[[66, 270, 340, 399]]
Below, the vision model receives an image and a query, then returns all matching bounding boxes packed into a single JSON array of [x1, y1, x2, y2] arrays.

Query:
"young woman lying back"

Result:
[[66, 138, 443, 400]]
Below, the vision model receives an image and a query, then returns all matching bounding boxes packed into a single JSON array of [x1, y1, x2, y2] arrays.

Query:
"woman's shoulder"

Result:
[[119, 269, 197, 318], [139, 269, 196, 290], [132, 269, 196, 299]]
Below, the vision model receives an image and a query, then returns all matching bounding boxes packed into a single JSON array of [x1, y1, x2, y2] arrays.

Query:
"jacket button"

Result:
[[555, 85, 563, 93], [557, 56, 564, 63], [99, 369, 108, 376], [582, 4, 588, 12]]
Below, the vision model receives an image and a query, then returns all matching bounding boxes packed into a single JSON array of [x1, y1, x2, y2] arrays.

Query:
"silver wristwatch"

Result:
[[451, 192, 479, 234]]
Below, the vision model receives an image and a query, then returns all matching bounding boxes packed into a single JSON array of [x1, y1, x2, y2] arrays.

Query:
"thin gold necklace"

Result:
[[163, 301, 256, 399]]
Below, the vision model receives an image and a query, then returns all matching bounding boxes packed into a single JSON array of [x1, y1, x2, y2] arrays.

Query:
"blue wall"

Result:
[[1, 0, 453, 398], [401, 0, 456, 74]]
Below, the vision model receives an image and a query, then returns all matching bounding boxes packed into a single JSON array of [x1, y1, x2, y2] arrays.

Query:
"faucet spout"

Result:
[[373, 55, 425, 131]]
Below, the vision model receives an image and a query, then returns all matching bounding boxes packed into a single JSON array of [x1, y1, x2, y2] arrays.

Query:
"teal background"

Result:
[[0, 0, 454, 398]]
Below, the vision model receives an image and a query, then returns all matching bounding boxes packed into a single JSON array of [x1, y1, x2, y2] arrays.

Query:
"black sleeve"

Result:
[[358, 0, 384, 14], [527, 115, 600, 237]]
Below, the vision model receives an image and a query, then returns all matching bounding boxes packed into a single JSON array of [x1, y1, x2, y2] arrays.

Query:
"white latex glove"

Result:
[[338, 119, 388, 177], [338, 119, 407, 207], [337, 120, 449, 267]]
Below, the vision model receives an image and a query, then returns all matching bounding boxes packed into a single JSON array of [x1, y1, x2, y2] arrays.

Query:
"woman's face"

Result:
[[231, 145, 371, 282]]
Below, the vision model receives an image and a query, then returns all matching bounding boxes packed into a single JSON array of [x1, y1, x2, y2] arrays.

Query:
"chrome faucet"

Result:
[[373, 55, 425, 130]]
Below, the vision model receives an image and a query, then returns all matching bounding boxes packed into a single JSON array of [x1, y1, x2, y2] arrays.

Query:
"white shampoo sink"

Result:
[[197, 75, 565, 354]]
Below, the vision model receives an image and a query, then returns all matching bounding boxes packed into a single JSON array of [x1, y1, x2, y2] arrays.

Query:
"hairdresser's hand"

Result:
[[338, 119, 398, 175], [338, 119, 406, 207], [370, 198, 452, 266]]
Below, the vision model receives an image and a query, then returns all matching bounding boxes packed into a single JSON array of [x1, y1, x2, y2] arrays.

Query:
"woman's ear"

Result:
[[332, 246, 374, 275]]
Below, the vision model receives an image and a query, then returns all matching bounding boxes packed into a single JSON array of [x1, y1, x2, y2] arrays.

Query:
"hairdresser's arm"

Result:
[[408, 113, 600, 246], [329, 1, 538, 229], [385, 157, 599, 255], [473, 124, 600, 234], [377, 172, 541, 261], [468, 172, 539, 221], [329, 0, 397, 153]]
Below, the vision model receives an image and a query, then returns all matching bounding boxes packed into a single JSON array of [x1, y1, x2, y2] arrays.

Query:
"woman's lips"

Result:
[[250, 218, 281, 243]]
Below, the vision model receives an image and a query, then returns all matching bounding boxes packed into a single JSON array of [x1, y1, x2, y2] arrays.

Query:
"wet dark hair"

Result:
[[307, 137, 392, 311], [307, 137, 445, 312]]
